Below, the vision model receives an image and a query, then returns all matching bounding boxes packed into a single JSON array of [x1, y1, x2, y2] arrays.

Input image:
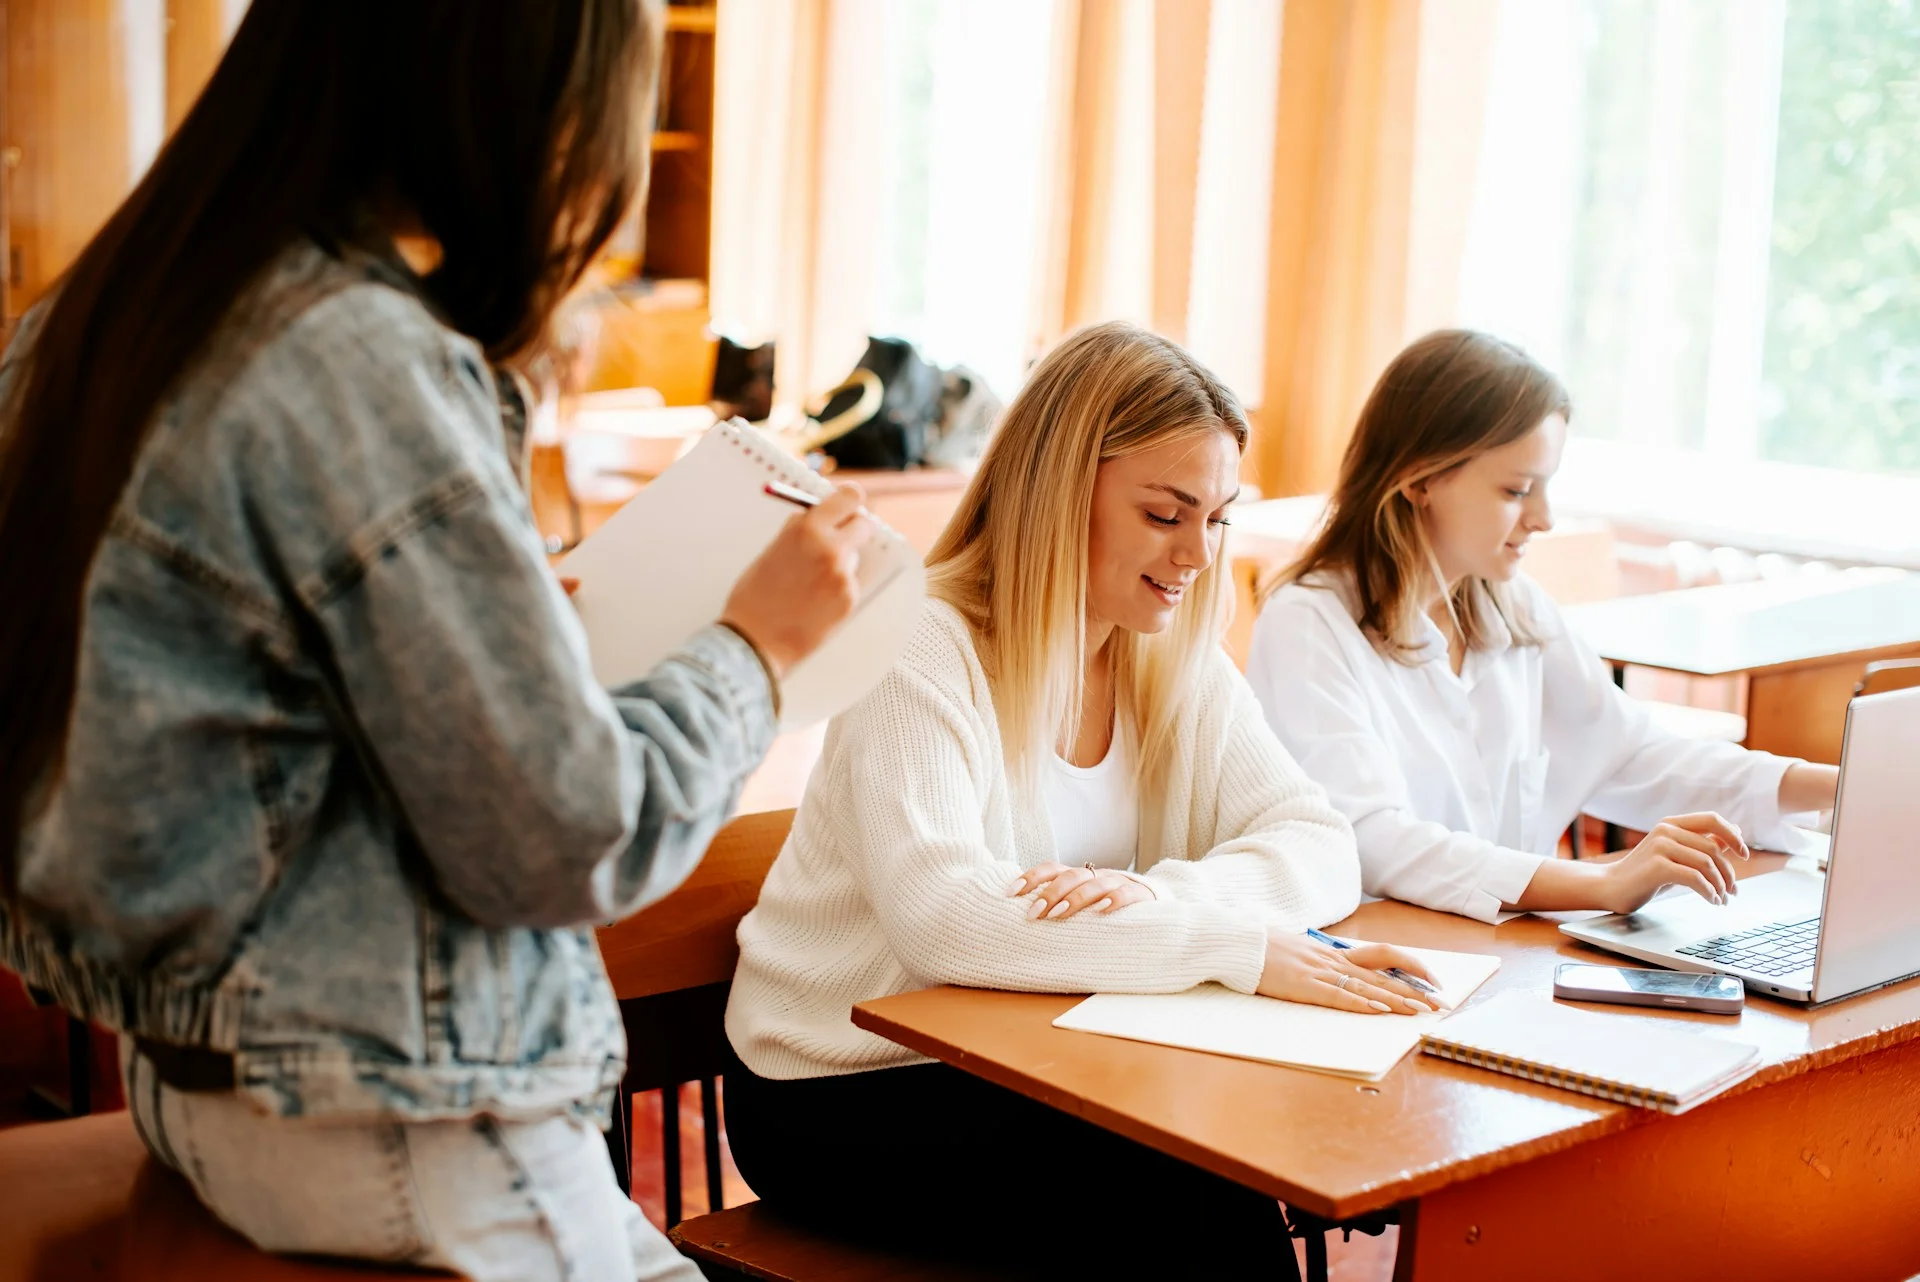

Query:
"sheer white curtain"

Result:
[[1185, 0, 1282, 407], [1459, 0, 1789, 458], [873, 0, 1060, 398], [710, 0, 1056, 409]]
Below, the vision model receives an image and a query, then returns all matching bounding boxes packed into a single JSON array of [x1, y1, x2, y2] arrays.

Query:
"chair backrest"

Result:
[[1856, 658, 1920, 699], [596, 807, 795, 1003], [596, 808, 795, 1093]]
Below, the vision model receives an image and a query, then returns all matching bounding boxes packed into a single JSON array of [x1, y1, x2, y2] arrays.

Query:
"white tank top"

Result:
[[1039, 730, 1139, 870]]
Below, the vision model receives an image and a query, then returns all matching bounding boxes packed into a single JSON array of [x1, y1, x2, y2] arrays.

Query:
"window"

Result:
[[1763, 0, 1920, 473], [1462, 0, 1920, 481], [873, 0, 1059, 399]]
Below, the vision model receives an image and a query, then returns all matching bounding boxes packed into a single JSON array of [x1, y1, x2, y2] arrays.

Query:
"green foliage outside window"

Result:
[[1761, 0, 1920, 474]]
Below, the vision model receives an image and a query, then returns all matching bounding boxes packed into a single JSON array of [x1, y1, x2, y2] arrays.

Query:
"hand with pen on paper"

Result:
[[719, 481, 876, 677], [1257, 929, 1445, 1016]]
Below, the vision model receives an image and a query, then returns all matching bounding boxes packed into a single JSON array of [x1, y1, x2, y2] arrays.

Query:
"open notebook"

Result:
[[1419, 990, 1761, 1114], [1051, 946, 1501, 1082], [557, 419, 926, 730]]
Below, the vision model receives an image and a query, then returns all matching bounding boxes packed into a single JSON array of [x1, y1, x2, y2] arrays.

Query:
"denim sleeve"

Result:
[[250, 289, 777, 929]]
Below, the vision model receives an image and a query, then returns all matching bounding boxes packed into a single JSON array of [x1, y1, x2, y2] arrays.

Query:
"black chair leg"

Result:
[[66, 1015, 92, 1117], [700, 1076, 724, 1214], [1302, 1224, 1329, 1282], [662, 1085, 683, 1228], [1603, 663, 1626, 854], [1287, 1203, 1401, 1282], [605, 1086, 633, 1198]]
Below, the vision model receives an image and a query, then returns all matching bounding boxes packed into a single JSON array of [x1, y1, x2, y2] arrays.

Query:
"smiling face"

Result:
[[1413, 413, 1567, 586], [1085, 426, 1241, 639]]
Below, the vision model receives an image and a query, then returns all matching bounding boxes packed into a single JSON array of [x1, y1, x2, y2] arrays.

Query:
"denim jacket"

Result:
[[0, 236, 777, 1121]]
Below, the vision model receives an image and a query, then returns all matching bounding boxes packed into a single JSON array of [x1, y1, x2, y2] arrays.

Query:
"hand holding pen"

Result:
[[713, 479, 874, 678], [1307, 927, 1450, 1009]]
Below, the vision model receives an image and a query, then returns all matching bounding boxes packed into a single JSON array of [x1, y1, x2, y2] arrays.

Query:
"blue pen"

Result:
[[1306, 927, 1443, 1001]]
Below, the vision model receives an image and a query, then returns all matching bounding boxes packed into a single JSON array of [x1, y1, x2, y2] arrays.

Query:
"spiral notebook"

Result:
[[1050, 946, 1502, 1082], [557, 419, 926, 730], [1419, 990, 1761, 1114]]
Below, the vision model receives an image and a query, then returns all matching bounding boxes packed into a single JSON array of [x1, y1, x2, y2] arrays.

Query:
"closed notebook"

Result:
[[1051, 946, 1501, 1082], [557, 419, 926, 730], [1418, 990, 1761, 1113]]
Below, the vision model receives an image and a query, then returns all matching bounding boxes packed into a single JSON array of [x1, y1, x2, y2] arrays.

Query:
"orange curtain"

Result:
[[1255, 0, 1423, 499], [165, 0, 246, 130], [1033, 0, 1213, 350]]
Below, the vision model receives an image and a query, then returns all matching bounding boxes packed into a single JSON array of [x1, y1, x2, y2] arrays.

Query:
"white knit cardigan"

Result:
[[725, 600, 1363, 1080]]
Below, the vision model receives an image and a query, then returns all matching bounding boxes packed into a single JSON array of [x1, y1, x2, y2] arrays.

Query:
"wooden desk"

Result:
[[852, 858, 1920, 1280], [1564, 569, 1920, 763]]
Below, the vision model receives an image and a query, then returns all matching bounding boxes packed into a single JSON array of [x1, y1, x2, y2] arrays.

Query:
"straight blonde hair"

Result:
[[926, 321, 1248, 800], [1264, 329, 1570, 661]]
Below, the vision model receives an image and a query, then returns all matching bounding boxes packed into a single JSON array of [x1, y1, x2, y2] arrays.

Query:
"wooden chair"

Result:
[[615, 807, 1370, 1282], [598, 807, 795, 1223], [597, 808, 1014, 1280], [0, 1109, 435, 1282], [1856, 658, 1920, 698]]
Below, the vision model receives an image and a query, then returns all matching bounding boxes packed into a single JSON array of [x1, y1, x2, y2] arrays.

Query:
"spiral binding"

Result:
[[715, 419, 904, 549], [1421, 1040, 1676, 1112]]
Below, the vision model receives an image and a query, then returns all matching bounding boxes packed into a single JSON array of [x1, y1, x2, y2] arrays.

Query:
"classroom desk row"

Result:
[[596, 847, 1920, 1280], [589, 564, 1920, 1279]]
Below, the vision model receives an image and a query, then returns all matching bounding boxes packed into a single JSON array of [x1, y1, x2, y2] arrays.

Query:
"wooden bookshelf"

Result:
[[665, 4, 718, 35], [583, 1, 718, 402]]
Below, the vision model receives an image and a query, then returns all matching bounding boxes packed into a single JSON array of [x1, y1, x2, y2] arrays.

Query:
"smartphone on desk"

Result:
[[1553, 963, 1744, 1015]]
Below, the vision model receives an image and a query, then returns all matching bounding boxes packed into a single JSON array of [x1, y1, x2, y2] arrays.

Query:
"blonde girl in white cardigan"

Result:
[[723, 321, 1435, 1278]]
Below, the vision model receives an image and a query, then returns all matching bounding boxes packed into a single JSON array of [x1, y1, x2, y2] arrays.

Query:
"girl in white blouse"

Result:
[[724, 322, 1436, 1278], [1246, 329, 1838, 926]]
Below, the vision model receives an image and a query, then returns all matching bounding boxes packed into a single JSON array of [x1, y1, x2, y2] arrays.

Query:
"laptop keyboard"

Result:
[[1676, 916, 1821, 977]]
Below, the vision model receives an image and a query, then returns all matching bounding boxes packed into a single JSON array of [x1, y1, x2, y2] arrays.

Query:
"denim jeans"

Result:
[[122, 1041, 704, 1282]]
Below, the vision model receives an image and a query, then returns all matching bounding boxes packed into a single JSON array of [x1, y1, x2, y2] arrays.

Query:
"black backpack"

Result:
[[812, 337, 946, 471]]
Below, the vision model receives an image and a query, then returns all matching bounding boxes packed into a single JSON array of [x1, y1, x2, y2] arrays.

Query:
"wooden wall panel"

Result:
[[164, 0, 237, 130], [3, 0, 135, 319]]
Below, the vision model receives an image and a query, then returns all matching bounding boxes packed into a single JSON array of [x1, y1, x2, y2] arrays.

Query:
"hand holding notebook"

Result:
[[558, 419, 926, 729]]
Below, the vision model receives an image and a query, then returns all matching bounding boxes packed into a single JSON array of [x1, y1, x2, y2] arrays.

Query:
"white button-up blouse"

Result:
[[1246, 573, 1807, 924]]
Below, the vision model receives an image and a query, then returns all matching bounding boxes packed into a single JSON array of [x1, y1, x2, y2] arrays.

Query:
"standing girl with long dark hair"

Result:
[[0, 3, 870, 1277]]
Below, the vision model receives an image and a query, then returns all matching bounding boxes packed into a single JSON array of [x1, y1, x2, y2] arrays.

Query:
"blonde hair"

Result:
[[1264, 329, 1569, 661], [926, 321, 1248, 799]]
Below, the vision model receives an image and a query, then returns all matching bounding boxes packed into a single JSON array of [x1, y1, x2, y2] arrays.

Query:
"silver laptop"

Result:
[[1560, 684, 1920, 1005]]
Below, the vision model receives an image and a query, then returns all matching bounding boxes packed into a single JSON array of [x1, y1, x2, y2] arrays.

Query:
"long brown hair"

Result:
[[0, 0, 661, 896], [927, 321, 1248, 799], [1270, 329, 1570, 661]]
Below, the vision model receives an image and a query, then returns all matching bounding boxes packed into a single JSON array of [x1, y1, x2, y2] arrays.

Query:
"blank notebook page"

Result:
[[1051, 946, 1501, 1082]]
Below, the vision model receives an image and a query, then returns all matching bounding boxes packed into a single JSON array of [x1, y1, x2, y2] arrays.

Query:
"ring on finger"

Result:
[[1336, 974, 1355, 992]]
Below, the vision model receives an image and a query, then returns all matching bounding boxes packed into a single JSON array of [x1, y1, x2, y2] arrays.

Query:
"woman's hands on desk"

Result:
[[1005, 862, 1439, 1013], [1512, 812, 1749, 914], [1598, 814, 1748, 912], [1257, 932, 1440, 1015], [719, 483, 874, 677]]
